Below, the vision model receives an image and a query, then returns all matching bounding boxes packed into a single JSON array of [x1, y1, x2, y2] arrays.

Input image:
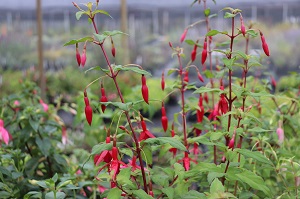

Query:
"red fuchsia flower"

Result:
[[270, 75, 276, 88], [81, 44, 87, 67], [161, 71, 165, 91], [94, 135, 112, 165], [161, 102, 169, 132], [180, 29, 188, 43], [208, 103, 220, 121], [178, 152, 197, 171], [169, 123, 177, 158], [259, 31, 270, 56], [139, 116, 155, 141], [127, 156, 141, 171], [62, 126, 67, 145], [201, 38, 208, 65], [276, 127, 284, 144], [75, 43, 81, 66], [218, 94, 228, 115], [98, 185, 107, 194], [141, 75, 149, 104], [196, 94, 204, 136], [197, 72, 204, 83], [100, 83, 108, 113], [228, 136, 235, 149], [13, 100, 20, 112], [240, 15, 246, 36], [0, 119, 10, 145], [191, 42, 198, 62], [183, 70, 189, 87], [204, 92, 209, 104], [39, 99, 49, 112], [84, 92, 93, 126], [169, 41, 173, 48], [190, 142, 201, 157], [111, 38, 116, 57]]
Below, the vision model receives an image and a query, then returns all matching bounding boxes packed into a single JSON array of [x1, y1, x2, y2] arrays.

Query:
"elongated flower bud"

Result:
[[81, 50, 86, 67], [180, 29, 188, 43], [161, 71, 165, 91], [276, 127, 284, 144], [197, 72, 204, 83], [228, 136, 235, 149], [191, 42, 198, 62], [259, 31, 270, 56], [141, 75, 149, 104], [169, 41, 173, 48], [111, 38, 116, 57], [201, 38, 208, 65], [0, 119, 10, 145], [183, 70, 189, 86], [100, 83, 108, 113], [218, 94, 228, 114], [76, 43, 81, 66], [204, 92, 209, 104], [84, 92, 93, 126], [270, 75, 276, 88], [240, 16, 246, 36], [161, 102, 168, 132], [72, 2, 80, 9]]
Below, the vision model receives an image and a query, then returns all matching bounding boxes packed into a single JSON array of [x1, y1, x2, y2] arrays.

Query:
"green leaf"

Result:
[[162, 187, 174, 199], [235, 148, 272, 165], [77, 36, 94, 43], [52, 173, 58, 183], [141, 144, 152, 165], [100, 101, 132, 111], [207, 172, 225, 184], [29, 118, 39, 132], [181, 190, 207, 199], [63, 39, 77, 46], [203, 70, 214, 78], [94, 33, 108, 43], [206, 30, 220, 36], [57, 180, 72, 189], [222, 57, 235, 70], [247, 127, 272, 133], [45, 191, 66, 199], [144, 137, 187, 151], [84, 66, 110, 74], [204, 8, 211, 17], [246, 29, 258, 37], [36, 181, 48, 189], [35, 137, 51, 157], [236, 170, 271, 196], [185, 39, 196, 45], [233, 50, 248, 60], [210, 178, 225, 193], [24, 191, 42, 199], [132, 189, 154, 199], [224, 12, 237, 18], [76, 11, 85, 20], [193, 87, 221, 94], [113, 65, 152, 76], [107, 188, 122, 199], [91, 143, 113, 155], [93, 10, 112, 18], [103, 30, 128, 37]]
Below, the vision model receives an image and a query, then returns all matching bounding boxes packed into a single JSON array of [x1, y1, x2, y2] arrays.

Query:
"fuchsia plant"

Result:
[[62, 0, 300, 198]]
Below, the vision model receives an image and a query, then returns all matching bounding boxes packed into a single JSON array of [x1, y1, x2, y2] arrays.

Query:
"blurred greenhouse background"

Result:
[[0, 0, 300, 100]]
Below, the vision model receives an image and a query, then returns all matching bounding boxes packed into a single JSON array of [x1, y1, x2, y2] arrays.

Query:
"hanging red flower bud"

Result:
[[191, 42, 198, 62], [111, 37, 116, 57], [228, 136, 235, 149], [259, 31, 270, 56], [141, 75, 149, 104], [218, 94, 228, 114], [84, 92, 93, 126], [76, 43, 81, 66], [161, 71, 165, 91], [204, 92, 209, 104], [197, 72, 204, 83], [270, 75, 276, 88], [180, 29, 188, 43], [169, 123, 177, 157], [81, 42, 87, 67], [240, 16, 246, 36], [201, 38, 208, 65], [169, 41, 173, 48], [183, 152, 190, 171], [161, 102, 168, 132], [100, 83, 108, 113], [183, 70, 189, 88]]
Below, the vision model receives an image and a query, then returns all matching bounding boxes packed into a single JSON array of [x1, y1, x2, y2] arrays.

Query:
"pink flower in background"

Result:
[[276, 127, 284, 144], [62, 126, 67, 145], [0, 119, 10, 145], [39, 99, 49, 112], [13, 100, 20, 112]]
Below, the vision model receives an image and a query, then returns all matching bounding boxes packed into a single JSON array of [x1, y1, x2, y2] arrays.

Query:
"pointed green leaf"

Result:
[[93, 10, 112, 18], [224, 12, 237, 18], [162, 187, 174, 199], [144, 137, 187, 151], [91, 143, 113, 155], [235, 148, 272, 165], [113, 65, 152, 76], [76, 11, 85, 20], [204, 8, 211, 17], [132, 189, 154, 199], [107, 188, 122, 199], [210, 178, 224, 193], [193, 87, 221, 94]]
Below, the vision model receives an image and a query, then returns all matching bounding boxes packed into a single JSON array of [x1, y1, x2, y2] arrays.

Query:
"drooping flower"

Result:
[[276, 127, 284, 144], [39, 99, 49, 112], [0, 119, 10, 145], [62, 126, 67, 145]]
